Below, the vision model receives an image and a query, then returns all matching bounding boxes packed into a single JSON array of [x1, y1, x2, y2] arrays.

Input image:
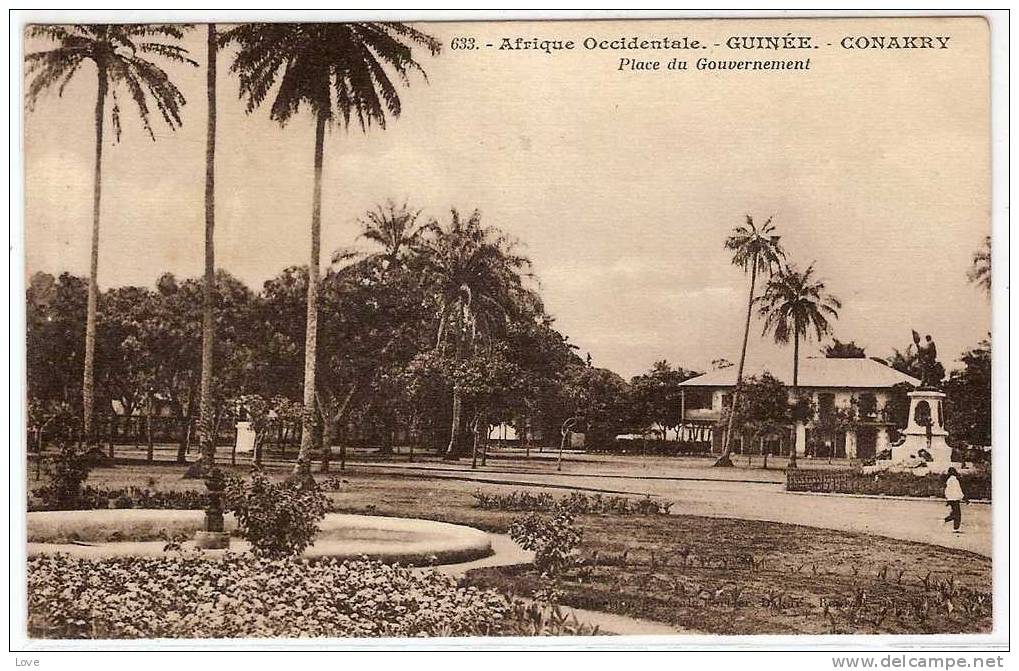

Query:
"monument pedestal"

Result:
[[888, 389, 956, 473]]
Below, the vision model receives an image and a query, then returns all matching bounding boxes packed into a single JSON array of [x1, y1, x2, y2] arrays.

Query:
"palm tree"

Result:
[[360, 199, 431, 269], [757, 263, 841, 467], [223, 23, 440, 485], [715, 215, 785, 467], [184, 24, 220, 479], [968, 235, 991, 297], [25, 24, 195, 445], [417, 209, 535, 458]]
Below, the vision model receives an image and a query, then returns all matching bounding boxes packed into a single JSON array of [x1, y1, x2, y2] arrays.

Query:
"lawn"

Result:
[[26, 461, 992, 636]]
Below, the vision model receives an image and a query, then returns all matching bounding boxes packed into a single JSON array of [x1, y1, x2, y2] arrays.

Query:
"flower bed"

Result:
[[472, 490, 672, 515], [28, 553, 519, 638], [786, 469, 991, 501]]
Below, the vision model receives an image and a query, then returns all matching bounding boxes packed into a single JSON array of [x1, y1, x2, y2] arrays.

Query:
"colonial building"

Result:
[[677, 357, 921, 458]]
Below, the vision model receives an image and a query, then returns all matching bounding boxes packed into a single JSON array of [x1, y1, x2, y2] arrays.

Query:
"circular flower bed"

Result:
[[27, 510, 493, 566]]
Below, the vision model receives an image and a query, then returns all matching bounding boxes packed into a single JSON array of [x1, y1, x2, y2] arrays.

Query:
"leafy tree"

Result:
[[811, 397, 859, 461], [559, 365, 630, 449], [716, 215, 786, 467], [27, 272, 87, 413], [968, 235, 991, 297], [823, 339, 866, 358], [134, 271, 257, 463], [628, 360, 700, 439], [720, 373, 790, 460], [417, 208, 536, 458], [223, 22, 440, 486], [26, 24, 196, 444], [944, 336, 991, 446]]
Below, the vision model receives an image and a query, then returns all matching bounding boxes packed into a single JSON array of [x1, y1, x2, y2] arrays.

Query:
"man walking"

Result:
[[943, 467, 966, 533]]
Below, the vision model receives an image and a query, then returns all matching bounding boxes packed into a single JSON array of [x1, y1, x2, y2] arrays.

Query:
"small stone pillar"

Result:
[[794, 421, 807, 456], [876, 426, 890, 453], [845, 430, 858, 459], [194, 469, 230, 549]]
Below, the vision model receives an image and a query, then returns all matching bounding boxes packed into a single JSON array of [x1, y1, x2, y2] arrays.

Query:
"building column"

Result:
[[795, 421, 806, 456], [846, 430, 858, 459]]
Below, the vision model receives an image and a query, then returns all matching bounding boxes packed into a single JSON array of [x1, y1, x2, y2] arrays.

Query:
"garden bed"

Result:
[[786, 469, 991, 500], [463, 515, 992, 635], [28, 554, 596, 638]]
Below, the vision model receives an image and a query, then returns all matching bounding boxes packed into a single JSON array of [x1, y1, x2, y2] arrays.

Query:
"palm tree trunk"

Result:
[[145, 394, 154, 461], [471, 416, 480, 469], [82, 69, 108, 446], [293, 110, 326, 488], [445, 388, 462, 459], [715, 255, 758, 467], [188, 24, 218, 479], [788, 332, 800, 469]]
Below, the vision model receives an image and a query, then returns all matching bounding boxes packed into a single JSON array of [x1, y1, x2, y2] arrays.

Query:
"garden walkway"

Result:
[[353, 462, 993, 558]]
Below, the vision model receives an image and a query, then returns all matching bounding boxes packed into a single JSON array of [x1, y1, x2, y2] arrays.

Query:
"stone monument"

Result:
[[889, 389, 954, 472], [879, 332, 958, 474]]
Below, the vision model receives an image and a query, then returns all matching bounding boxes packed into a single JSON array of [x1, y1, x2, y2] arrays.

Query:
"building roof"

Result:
[[679, 357, 921, 389]]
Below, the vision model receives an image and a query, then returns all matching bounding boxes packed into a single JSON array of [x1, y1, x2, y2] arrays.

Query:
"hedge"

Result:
[[786, 469, 991, 500]]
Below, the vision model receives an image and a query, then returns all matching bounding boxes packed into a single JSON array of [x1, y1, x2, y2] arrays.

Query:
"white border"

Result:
[[6, 7, 1010, 658]]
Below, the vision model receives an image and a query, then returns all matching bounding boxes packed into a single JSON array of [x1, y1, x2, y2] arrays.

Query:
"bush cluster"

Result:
[[34, 443, 93, 510], [30, 485, 208, 512], [473, 489, 672, 515], [27, 554, 512, 638]]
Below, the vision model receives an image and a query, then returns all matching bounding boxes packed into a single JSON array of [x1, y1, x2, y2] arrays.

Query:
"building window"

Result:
[[859, 392, 878, 419]]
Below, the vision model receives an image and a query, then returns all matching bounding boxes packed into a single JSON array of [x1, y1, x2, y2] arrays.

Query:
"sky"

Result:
[[23, 17, 991, 380]]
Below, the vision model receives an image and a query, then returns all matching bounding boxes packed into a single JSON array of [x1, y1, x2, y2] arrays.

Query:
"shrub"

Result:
[[473, 489, 672, 515], [509, 507, 582, 576], [27, 554, 512, 638], [225, 470, 329, 558], [36, 442, 92, 510]]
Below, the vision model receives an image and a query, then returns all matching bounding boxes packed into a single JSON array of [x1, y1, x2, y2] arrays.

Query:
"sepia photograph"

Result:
[[10, 9, 1006, 656]]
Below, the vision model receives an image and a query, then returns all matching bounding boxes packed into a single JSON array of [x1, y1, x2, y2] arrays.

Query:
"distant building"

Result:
[[677, 357, 921, 458]]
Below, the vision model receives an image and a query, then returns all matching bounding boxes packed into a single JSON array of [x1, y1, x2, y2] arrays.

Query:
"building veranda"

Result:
[[677, 357, 922, 459]]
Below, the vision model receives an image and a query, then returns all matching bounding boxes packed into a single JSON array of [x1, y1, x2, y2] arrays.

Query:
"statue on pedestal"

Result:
[[913, 330, 945, 389]]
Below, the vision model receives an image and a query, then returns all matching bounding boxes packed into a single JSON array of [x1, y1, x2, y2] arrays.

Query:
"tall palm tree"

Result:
[[417, 209, 535, 458], [968, 235, 991, 297], [715, 215, 785, 467], [757, 263, 841, 467], [223, 23, 440, 485], [184, 23, 220, 479], [360, 199, 431, 269], [25, 24, 195, 445]]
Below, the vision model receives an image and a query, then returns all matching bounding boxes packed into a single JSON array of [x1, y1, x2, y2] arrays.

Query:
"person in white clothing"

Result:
[[943, 467, 966, 533]]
